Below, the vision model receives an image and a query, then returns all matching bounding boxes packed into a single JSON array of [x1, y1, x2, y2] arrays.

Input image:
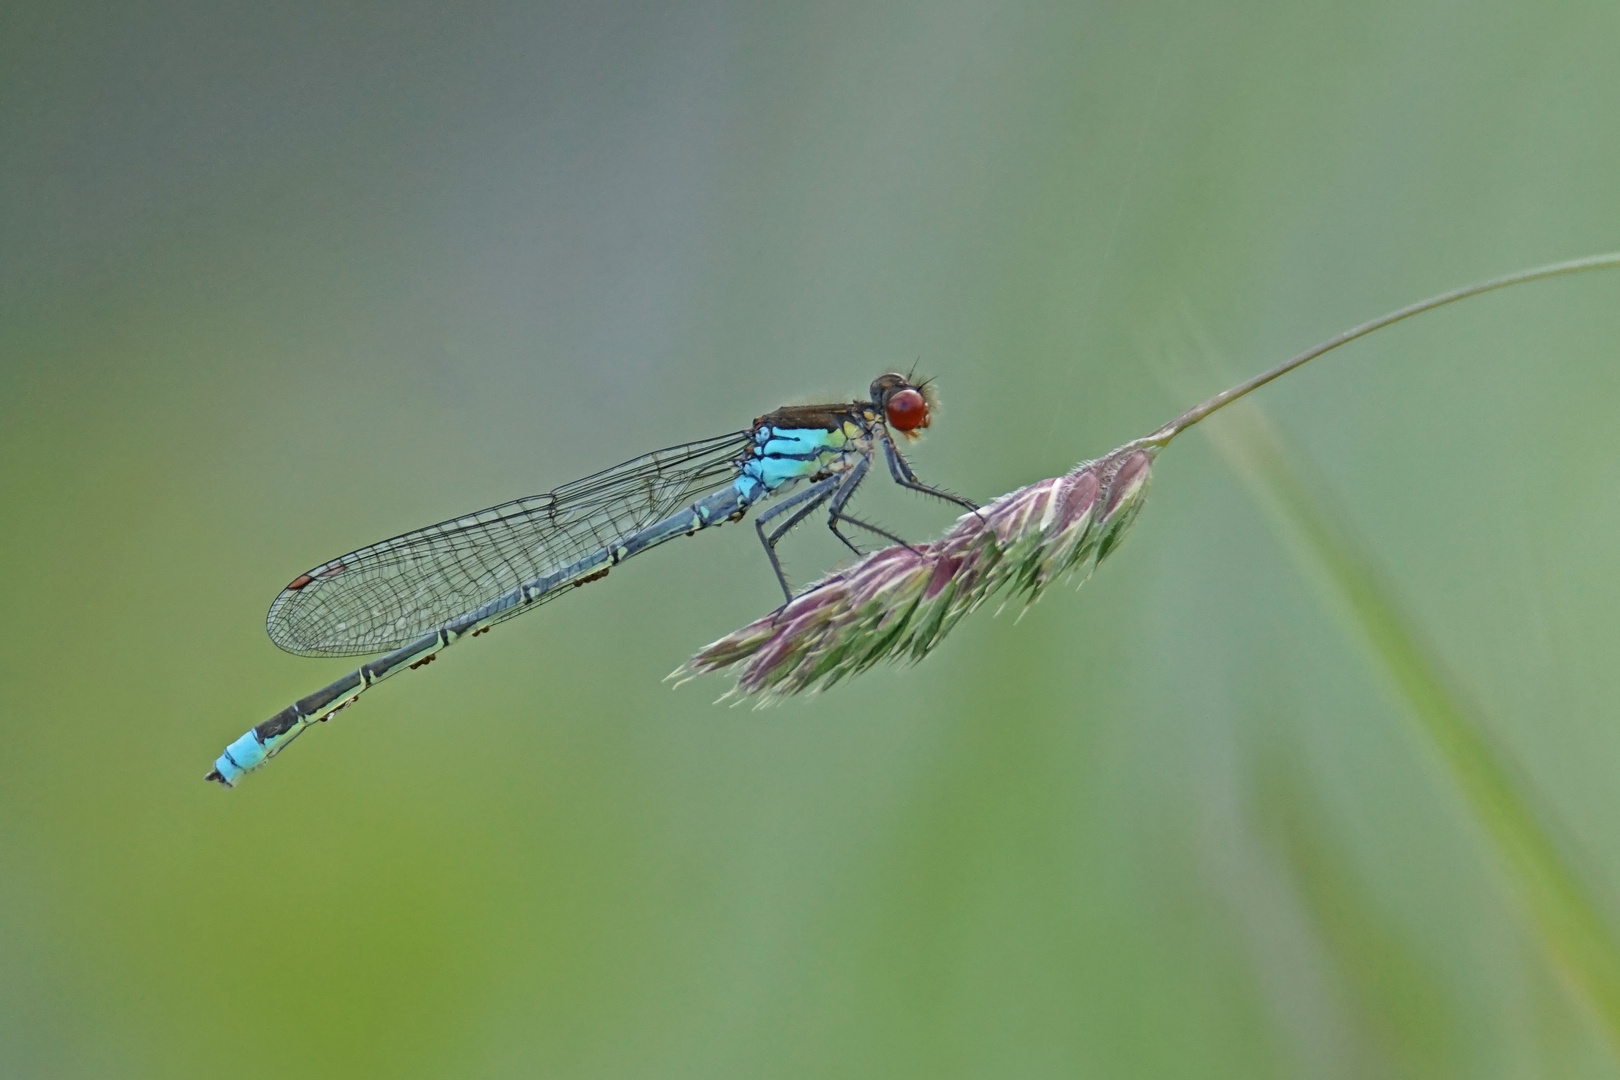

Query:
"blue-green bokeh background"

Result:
[[6, 1, 1620, 1075]]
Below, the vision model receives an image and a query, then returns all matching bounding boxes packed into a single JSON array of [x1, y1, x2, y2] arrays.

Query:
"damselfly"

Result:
[[207, 373, 976, 786]]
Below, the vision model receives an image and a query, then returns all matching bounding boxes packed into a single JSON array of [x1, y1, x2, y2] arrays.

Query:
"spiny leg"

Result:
[[882, 435, 980, 513], [826, 455, 924, 554], [829, 509, 920, 553], [828, 524, 865, 558], [764, 484, 841, 548], [754, 475, 841, 603], [827, 445, 948, 554], [824, 455, 923, 552], [824, 454, 873, 557], [761, 487, 839, 599]]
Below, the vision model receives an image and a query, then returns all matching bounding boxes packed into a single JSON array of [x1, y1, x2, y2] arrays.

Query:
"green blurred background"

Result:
[[5, 1, 1620, 1075]]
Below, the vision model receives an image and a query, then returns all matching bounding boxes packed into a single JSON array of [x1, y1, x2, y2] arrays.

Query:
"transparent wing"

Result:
[[266, 431, 754, 657]]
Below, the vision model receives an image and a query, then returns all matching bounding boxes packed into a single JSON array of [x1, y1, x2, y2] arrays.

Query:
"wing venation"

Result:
[[266, 431, 752, 656]]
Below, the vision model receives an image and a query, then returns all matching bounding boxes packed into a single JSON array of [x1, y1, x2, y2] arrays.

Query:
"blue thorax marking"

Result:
[[737, 423, 860, 498]]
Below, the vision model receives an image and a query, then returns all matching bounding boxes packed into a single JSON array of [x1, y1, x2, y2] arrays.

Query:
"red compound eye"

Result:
[[885, 387, 929, 431]]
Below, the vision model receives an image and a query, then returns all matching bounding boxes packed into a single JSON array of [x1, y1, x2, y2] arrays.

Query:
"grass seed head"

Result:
[[674, 447, 1155, 702]]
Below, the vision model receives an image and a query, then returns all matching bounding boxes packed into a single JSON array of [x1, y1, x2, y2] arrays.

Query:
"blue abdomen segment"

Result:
[[211, 723, 304, 786], [210, 712, 308, 786], [211, 731, 267, 785]]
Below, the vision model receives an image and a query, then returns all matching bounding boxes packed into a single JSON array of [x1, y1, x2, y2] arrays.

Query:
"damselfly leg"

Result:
[[826, 455, 920, 553], [756, 449, 955, 604], [883, 436, 979, 513], [755, 475, 844, 602], [823, 455, 872, 557]]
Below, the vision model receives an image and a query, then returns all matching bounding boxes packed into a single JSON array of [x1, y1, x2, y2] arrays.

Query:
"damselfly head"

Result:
[[869, 372, 937, 437]]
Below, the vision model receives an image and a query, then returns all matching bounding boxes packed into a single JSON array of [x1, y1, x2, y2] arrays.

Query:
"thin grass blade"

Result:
[[1194, 395, 1620, 1055]]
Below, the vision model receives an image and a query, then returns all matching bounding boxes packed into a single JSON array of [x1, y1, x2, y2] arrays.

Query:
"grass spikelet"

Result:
[[673, 447, 1155, 701]]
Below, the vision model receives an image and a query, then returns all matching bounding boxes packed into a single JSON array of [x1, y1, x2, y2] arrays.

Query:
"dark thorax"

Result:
[[751, 401, 876, 433]]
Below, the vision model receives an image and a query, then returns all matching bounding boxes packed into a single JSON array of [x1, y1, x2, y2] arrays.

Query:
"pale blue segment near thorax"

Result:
[[731, 474, 767, 502]]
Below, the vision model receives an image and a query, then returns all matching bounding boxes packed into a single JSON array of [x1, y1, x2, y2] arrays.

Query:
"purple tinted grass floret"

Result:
[[674, 447, 1155, 702]]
